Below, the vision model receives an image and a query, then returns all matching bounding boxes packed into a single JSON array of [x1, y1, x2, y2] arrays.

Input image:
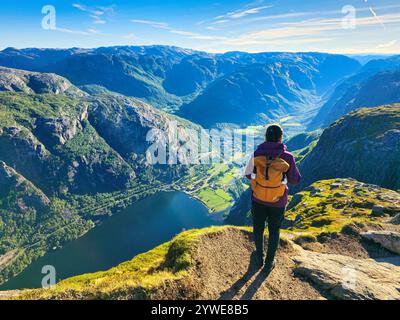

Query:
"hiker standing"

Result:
[[245, 124, 301, 273]]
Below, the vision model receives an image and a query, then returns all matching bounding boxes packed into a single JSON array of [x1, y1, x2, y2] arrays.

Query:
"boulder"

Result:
[[391, 214, 400, 225], [361, 231, 400, 254], [293, 249, 400, 300]]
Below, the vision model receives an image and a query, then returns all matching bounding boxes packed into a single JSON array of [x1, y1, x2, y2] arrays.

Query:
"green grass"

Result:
[[198, 188, 233, 212], [285, 178, 398, 238], [0, 92, 83, 130]]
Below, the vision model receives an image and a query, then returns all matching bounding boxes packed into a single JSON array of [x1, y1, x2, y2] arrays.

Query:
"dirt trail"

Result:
[[157, 228, 326, 300], [156, 227, 400, 300]]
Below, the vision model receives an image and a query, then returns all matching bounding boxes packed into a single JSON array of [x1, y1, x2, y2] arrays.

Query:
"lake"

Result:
[[0, 191, 222, 290]]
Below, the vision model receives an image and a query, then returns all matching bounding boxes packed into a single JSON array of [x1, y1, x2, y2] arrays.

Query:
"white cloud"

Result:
[[227, 5, 273, 19], [131, 19, 226, 41], [170, 29, 227, 41], [206, 4, 273, 26], [54, 27, 93, 36], [376, 40, 397, 49], [90, 15, 106, 24], [72, 3, 114, 25], [123, 33, 138, 40], [131, 19, 170, 29], [72, 3, 87, 11]]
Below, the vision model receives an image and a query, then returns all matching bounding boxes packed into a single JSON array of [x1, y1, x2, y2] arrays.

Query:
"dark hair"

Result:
[[266, 124, 283, 142]]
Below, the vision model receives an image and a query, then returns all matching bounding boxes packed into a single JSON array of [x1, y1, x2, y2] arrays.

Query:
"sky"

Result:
[[0, 0, 400, 54]]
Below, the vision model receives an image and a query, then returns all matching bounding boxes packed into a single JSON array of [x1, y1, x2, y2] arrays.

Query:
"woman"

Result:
[[245, 124, 301, 273]]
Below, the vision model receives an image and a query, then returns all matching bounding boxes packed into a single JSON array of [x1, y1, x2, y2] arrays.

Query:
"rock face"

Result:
[[391, 214, 400, 225], [0, 161, 50, 210], [0, 92, 135, 194], [286, 130, 321, 152], [293, 248, 400, 300], [361, 231, 400, 254], [299, 105, 400, 191], [0, 67, 82, 96]]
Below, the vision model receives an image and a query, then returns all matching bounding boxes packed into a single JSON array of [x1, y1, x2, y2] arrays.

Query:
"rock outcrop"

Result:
[[293, 248, 400, 300], [0, 66, 82, 96], [299, 105, 400, 191], [227, 178, 400, 231], [0, 160, 50, 210], [361, 231, 400, 254]]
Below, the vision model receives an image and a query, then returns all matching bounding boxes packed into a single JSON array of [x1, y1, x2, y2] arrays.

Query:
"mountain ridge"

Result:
[[0, 46, 361, 127]]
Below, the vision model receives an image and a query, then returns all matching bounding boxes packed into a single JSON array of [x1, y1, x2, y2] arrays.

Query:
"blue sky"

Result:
[[1, 0, 400, 53]]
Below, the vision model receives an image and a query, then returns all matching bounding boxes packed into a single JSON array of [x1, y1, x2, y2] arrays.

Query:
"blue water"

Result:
[[0, 191, 221, 290]]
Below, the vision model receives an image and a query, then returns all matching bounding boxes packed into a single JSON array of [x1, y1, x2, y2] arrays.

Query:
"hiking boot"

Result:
[[253, 251, 265, 269], [263, 259, 276, 274]]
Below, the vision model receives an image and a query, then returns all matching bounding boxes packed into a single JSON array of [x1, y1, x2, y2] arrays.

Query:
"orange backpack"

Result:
[[251, 155, 290, 203]]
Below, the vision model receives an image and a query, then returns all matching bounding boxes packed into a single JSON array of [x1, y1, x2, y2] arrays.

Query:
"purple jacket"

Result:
[[245, 142, 301, 208]]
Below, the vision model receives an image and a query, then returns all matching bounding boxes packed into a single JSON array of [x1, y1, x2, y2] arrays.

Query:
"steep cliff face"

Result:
[[0, 67, 82, 96], [0, 91, 135, 195], [0, 161, 50, 210], [299, 105, 400, 191]]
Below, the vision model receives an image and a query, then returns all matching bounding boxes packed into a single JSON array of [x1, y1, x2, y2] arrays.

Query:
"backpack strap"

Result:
[[265, 155, 275, 180]]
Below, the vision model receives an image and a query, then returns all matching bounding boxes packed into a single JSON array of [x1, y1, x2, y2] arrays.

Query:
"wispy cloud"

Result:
[[227, 5, 273, 19], [376, 39, 397, 49], [54, 27, 101, 36], [206, 4, 273, 26], [169, 29, 226, 41], [215, 5, 272, 20], [221, 12, 400, 47], [72, 3, 114, 25], [130, 19, 170, 29], [131, 19, 226, 41], [123, 33, 139, 41]]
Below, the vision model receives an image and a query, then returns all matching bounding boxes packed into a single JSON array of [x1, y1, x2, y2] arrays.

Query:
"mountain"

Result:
[[310, 55, 400, 129], [179, 53, 360, 127], [286, 130, 321, 151], [0, 67, 83, 96], [299, 104, 400, 191], [285, 130, 321, 163], [347, 54, 394, 65], [0, 47, 361, 127], [0, 67, 215, 285], [9, 179, 400, 300]]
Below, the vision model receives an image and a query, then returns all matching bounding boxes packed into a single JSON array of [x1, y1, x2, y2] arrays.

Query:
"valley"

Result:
[[0, 45, 399, 299]]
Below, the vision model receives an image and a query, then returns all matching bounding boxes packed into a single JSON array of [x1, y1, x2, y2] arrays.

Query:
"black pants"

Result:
[[252, 202, 285, 263]]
